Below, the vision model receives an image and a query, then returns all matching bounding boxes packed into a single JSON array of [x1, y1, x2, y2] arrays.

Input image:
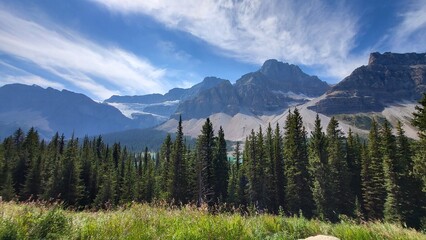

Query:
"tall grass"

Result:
[[0, 201, 424, 239]]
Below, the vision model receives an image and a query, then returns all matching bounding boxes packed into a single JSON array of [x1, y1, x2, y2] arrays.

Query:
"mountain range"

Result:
[[0, 52, 424, 148]]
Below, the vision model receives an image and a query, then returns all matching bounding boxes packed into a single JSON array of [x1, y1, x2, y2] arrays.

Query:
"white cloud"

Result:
[[90, 0, 366, 80], [0, 8, 168, 100], [388, 1, 426, 52], [0, 60, 66, 90]]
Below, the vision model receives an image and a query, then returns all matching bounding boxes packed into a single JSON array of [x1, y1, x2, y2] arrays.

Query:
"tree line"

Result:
[[1, 95, 426, 229]]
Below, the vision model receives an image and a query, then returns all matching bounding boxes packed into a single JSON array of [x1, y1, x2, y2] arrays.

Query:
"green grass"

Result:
[[0, 202, 424, 240]]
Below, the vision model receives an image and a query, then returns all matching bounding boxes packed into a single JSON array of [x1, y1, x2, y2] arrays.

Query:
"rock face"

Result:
[[311, 52, 426, 115], [104, 77, 227, 126], [175, 59, 330, 119], [175, 80, 241, 119]]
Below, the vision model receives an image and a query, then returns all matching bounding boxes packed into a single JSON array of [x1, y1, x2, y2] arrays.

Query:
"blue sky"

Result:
[[0, 0, 425, 101]]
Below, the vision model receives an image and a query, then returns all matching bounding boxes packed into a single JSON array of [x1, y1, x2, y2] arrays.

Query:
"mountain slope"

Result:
[[0, 84, 134, 139], [174, 59, 330, 119], [310, 52, 426, 114], [159, 53, 423, 141], [104, 77, 227, 127]]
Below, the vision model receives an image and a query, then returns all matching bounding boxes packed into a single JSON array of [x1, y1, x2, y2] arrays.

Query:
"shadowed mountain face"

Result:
[[310, 52, 426, 115], [103, 77, 227, 126], [174, 59, 330, 119], [0, 84, 134, 139]]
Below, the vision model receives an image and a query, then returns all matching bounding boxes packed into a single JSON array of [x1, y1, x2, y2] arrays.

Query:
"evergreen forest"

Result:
[[1, 94, 426, 230]]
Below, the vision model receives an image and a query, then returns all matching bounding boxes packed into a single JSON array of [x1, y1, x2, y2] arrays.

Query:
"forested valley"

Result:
[[1, 95, 426, 230]]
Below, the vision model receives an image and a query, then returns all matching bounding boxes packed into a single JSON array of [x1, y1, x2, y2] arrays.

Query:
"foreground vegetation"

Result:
[[1, 201, 425, 240], [1, 95, 426, 230]]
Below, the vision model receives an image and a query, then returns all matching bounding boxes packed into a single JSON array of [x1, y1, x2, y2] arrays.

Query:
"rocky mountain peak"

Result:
[[368, 52, 426, 66], [259, 59, 302, 80], [311, 52, 426, 115]]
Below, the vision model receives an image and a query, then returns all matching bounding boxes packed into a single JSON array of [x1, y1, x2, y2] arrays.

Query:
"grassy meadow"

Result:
[[0, 201, 425, 240]]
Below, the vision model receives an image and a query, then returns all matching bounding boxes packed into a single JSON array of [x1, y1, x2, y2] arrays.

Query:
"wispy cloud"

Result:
[[89, 0, 366, 81], [388, 1, 426, 52], [157, 40, 194, 62], [0, 60, 66, 90], [0, 7, 168, 100]]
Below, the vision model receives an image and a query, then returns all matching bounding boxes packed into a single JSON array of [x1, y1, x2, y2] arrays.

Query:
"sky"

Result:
[[0, 0, 425, 101]]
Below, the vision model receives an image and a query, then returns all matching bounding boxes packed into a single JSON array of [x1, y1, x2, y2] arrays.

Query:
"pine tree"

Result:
[[79, 137, 94, 206], [346, 129, 362, 216], [226, 164, 237, 206], [0, 138, 15, 201], [265, 123, 277, 212], [170, 116, 188, 203], [246, 128, 267, 209], [196, 118, 215, 206], [381, 121, 401, 223], [22, 127, 41, 200], [213, 126, 229, 203], [284, 108, 313, 217], [43, 133, 65, 201], [142, 149, 155, 202], [273, 123, 285, 211], [11, 128, 25, 195], [60, 136, 82, 206], [227, 142, 241, 205], [412, 93, 426, 138], [395, 122, 425, 228], [412, 93, 426, 192], [362, 119, 385, 220], [326, 117, 351, 218], [120, 151, 136, 203], [254, 127, 267, 209], [308, 114, 331, 220], [237, 138, 249, 208], [160, 134, 172, 198]]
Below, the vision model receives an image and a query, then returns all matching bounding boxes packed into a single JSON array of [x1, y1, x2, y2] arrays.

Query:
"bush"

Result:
[[28, 208, 69, 240], [0, 219, 23, 240]]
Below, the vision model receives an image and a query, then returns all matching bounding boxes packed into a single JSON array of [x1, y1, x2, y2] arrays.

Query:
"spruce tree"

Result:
[[11, 128, 25, 195], [273, 123, 285, 212], [237, 138, 249, 208], [284, 108, 313, 217], [362, 119, 385, 220], [160, 134, 172, 198], [60, 136, 82, 206], [412, 93, 426, 192], [214, 126, 229, 203], [326, 117, 351, 218], [246, 128, 267, 209], [196, 118, 215, 206], [308, 114, 331, 220], [79, 137, 94, 206], [22, 127, 41, 200], [144, 150, 155, 202], [227, 142, 241, 205], [346, 129, 362, 216], [170, 116, 187, 203], [0, 138, 15, 200], [395, 122, 425, 228], [121, 152, 136, 203], [265, 124, 277, 212], [227, 162, 238, 205], [255, 127, 267, 209], [381, 121, 401, 223], [43, 133, 65, 201]]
